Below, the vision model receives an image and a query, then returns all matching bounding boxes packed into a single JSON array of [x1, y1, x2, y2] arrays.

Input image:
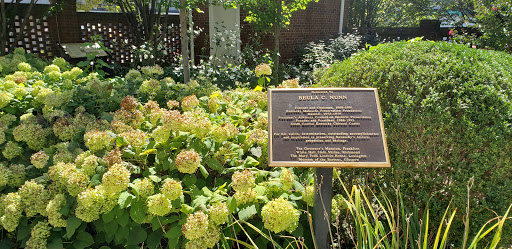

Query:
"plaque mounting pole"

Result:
[[313, 167, 333, 249]]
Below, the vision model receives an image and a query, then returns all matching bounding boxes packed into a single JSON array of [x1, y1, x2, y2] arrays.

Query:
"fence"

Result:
[[4, 2, 181, 64], [5, 2, 480, 65], [349, 20, 480, 43]]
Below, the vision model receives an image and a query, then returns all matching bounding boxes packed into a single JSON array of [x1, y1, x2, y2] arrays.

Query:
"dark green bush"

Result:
[[318, 40, 512, 245]]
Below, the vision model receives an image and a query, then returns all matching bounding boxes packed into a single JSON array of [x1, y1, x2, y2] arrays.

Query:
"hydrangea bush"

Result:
[[0, 56, 314, 248]]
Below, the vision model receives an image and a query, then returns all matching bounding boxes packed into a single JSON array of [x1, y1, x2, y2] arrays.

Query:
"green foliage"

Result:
[[473, 0, 512, 52], [318, 41, 512, 245], [0, 55, 314, 248], [332, 177, 511, 249], [300, 34, 362, 72], [76, 35, 113, 77], [241, 0, 319, 30], [346, 0, 433, 28], [0, 49, 48, 76]]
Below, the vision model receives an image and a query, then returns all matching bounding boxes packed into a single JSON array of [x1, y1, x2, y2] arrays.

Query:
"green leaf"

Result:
[[258, 77, 265, 86], [66, 216, 82, 239], [149, 175, 162, 183], [238, 204, 257, 221], [147, 230, 164, 249], [199, 164, 209, 178], [115, 225, 130, 244], [118, 210, 130, 227], [183, 174, 197, 187], [250, 147, 262, 157], [192, 195, 210, 208], [16, 221, 31, 241], [140, 148, 157, 156], [103, 219, 118, 243], [118, 192, 134, 208], [47, 238, 63, 249], [130, 199, 147, 224], [180, 204, 194, 214], [102, 206, 118, 223], [127, 225, 148, 245], [201, 187, 213, 197], [99, 247, 112, 249], [130, 183, 140, 199], [243, 156, 259, 167], [90, 174, 102, 186], [165, 224, 182, 239], [74, 232, 94, 249], [227, 197, 237, 213], [206, 158, 224, 172], [290, 192, 303, 201], [116, 136, 128, 147]]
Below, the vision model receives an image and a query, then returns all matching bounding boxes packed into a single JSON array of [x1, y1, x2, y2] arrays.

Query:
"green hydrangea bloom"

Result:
[[8, 164, 26, 187], [46, 194, 67, 227], [182, 211, 209, 240], [0, 92, 12, 109], [13, 87, 27, 99], [52, 57, 68, 70], [102, 163, 130, 194], [151, 126, 170, 144], [43, 64, 60, 74], [146, 193, 172, 216], [2, 141, 23, 160], [160, 178, 182, 201], [181, 95, 199, 111], [175, 149, 201, 174], [18, 180, 50, 217], [17, 62, 31, 72], [84, 130, 112, 152], [25, 221, 51, 249], [261, 197, 300, 234], [303, 185, 315, 207], [280, 168, 294, 191], [0, 164, 9, 187], [232, 170, 255, 192], [0, 192, 23, 232], [133, 178, 155, 200], [30, 151, 49, 169], [209, 202, 229, 225]]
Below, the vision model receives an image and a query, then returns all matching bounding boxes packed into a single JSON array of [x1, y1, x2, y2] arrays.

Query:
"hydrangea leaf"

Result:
[[66, 216, 82, 239], [238, 204, 257, 221], [74, 231, 94, 249], [206, 158, 224, 172], [47, 237, 63, 249], [118, 192, 134, 208], [127, 225, 147, 245], [129, 199, 147, 224]]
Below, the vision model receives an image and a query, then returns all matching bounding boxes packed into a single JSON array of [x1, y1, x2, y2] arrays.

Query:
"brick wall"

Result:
[[193, 0, 343, 63]]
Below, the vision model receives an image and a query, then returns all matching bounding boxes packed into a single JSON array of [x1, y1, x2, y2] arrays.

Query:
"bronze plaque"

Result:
[[268, 88, 390, 167]]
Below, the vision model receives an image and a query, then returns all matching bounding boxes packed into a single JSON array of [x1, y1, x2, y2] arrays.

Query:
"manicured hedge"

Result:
[[318, 40, 512, 244]]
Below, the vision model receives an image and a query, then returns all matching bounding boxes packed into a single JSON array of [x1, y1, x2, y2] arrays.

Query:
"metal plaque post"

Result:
[[314, 168, 333, 249]]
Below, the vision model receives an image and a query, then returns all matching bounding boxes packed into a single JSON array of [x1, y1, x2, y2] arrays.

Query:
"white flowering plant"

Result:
[[0, 56, 317, 248]]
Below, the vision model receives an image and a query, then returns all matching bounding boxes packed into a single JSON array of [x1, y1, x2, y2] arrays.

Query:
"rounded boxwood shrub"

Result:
[[318, 40, 512, 244]]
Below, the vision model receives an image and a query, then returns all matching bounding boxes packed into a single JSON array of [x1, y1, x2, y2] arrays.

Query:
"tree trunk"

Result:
[[272, 0, 281, 86], [1, 0, 6, 56], [180, 0, 190, 84]]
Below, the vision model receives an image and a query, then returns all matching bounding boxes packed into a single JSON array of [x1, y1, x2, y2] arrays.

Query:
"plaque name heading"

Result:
[[268, 88, 390, 168]]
